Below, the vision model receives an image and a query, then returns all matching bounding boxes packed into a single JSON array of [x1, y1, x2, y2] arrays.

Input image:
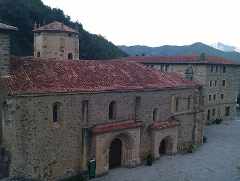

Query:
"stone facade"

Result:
[[33, 22, 79, 60], [144, 62, 239, 123], [0, 32, 10, 76], [1, 88, 204, 180]]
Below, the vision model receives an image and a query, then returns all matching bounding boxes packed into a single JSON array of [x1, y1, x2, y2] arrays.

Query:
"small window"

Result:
[[223, 66, 226, 73], [210, 65, 214, 72], [207, 109, 211, 120], [225, 106, 230, 116], [213, 94, 216, 101], [175, 97, 179, 112], [215, 80, 217, 87], [221, 94, 224, 100], [187, 96, 191, 110], [109, 101, 117, 120], [53, 102, 62, 123], [68, 53, 73, 60], [37, 52, 40, 57], [212, 108, 216, 117], [82, 100, 89, 122], [165, 64, 169, 72], [68, 33, 72, 37], [153, 108, 158, 122], [215, 66, 218, 72], [209, 81, 212, 87], [209, 95, 212, 101], [222, 80, 226, 87]]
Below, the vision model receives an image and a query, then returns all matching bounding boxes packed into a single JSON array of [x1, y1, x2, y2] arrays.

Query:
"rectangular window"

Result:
[[187, 96, 191, 110], [215, 80, 217, 87], [222, 80, 226, 87], [82, 100, 89, 122], [223, 66, 226, 73], [212, 108, 216, 116], [215, 66, 218, 72], [209, 81, 212, 87], [175, 97, 179, 112], [213, 94, 216, 101], [207, 109, 211, 120], [225, 106, 230, 116], [211, 65, 214, 72], [221, 94, 224, 100], [165, 64, 169, 72], [209, 95, 212, 101]]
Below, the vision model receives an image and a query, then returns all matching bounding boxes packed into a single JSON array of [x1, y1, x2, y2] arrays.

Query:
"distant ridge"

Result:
[[119, 42, 240, 63]]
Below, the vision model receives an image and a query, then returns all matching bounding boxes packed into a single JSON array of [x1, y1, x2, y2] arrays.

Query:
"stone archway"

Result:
[[109, 138, 122, 169], [159, 136, 173, 155]]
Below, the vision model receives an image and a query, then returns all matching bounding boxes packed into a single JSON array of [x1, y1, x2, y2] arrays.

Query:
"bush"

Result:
[[145, 154, 153, 166], [203, 136, 207, 143], [188, 144, 198, 153]]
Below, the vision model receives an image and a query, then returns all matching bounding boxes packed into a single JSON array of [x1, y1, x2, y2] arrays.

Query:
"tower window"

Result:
[[68, 53, 73, 60], [109, 101, 117, 120]]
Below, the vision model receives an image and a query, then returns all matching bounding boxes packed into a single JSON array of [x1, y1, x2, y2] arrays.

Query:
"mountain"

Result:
[[119, 43, 240, 62], [0, 0, 127, 59], [211, 42, 240, 53]]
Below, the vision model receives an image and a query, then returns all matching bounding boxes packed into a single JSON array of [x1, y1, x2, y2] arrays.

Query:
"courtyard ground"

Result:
[[93, 120, 240, 181]]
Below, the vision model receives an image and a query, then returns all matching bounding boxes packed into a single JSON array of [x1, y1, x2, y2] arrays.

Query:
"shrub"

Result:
[[145, 154, 153, 166], [188, 144, 198, 153]]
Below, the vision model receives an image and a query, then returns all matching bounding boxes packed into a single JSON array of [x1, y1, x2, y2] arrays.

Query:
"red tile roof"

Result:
[[92, 120, 143, 134], [33, 21, 78, 34], [3, 58, 199, 95], [123, 55, 239, 65], [151, 117, 179, 130]]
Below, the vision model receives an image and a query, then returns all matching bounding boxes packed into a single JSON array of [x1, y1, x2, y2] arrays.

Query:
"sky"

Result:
[[42, 0, 240, 47]]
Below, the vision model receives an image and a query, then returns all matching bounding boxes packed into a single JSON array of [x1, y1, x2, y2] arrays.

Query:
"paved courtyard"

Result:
[[93, 120, 240, 181]]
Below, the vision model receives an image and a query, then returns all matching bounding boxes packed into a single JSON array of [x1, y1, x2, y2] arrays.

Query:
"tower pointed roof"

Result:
[[33, 21, 78, 34]]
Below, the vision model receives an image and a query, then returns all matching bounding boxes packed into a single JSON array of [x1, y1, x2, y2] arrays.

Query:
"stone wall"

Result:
[[1, 87, 204, 180], [34, 32, 79, 60], [0, 32, 10, 76], [149, 63, 239, 123]]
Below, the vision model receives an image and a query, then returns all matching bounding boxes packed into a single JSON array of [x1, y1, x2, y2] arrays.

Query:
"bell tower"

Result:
[[33, 21, 79, 60]]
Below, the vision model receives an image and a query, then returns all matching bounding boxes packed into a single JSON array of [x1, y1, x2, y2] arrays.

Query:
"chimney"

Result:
[[0, 23, 17, 77]]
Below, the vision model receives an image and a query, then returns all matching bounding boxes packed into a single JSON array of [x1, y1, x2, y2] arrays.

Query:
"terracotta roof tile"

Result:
[[151, 117, 179, 130], [92, 120, 143, 134], [3, 58, 199, 95], [123, 55, 239, 65], [33, 21, 78, 34]]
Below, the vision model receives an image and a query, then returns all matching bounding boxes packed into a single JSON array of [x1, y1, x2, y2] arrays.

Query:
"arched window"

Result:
[[109, 101, 117, 120], [68, 53, 73, 60], [53, 102, 62, 123], [153, 108, 158, 121]]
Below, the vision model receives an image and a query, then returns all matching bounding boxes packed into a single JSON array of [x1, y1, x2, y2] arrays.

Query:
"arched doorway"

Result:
[[109, 138, 122, 169], [159, 137, 173, 155], [159, 139, 167, 154]]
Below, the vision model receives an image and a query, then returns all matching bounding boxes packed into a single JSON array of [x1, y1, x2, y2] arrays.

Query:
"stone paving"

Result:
[[93, 120, 240, 181]]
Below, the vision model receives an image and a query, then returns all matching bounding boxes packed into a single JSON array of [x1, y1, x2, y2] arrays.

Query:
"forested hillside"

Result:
[[0, 0, 127, 59], [119, 43, 240, 62]]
